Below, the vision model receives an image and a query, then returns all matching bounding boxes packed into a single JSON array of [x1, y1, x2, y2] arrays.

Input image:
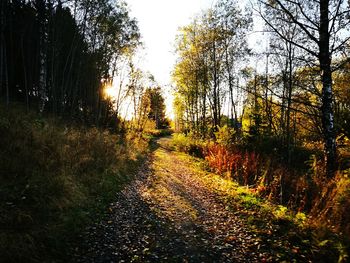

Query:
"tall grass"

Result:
[[0, 105, 149, 262]]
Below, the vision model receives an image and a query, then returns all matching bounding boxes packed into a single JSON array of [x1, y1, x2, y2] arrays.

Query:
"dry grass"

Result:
[[0, 105, 149, 262]]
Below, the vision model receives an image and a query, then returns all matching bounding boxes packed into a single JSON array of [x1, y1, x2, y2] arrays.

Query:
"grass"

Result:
[[0, 105, 150, 262]]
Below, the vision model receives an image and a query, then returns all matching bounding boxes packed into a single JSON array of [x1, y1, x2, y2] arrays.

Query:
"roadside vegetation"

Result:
[[1, 0, 350, 262], [172, 132, 350, 262], [0, 105, 151, 262], [173, 146, 348, 262]]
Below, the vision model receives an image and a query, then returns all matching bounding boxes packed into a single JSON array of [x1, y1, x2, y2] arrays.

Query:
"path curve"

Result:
[[73, 137, 285, 262]]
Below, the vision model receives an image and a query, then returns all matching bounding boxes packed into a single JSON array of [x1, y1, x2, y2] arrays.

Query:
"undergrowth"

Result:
[[0, 105, 149, 262], [172, 133, 204, 157], [172, 132, 350, 262]]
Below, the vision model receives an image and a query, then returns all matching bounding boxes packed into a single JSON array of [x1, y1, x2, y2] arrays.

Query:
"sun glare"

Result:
[[104, 85, 117, 100]]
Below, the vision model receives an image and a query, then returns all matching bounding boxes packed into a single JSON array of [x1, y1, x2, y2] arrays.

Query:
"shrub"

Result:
[[214, 125, 235, 147], [172, 133, 204, 157], [205, 144, 237, 177], [204, 143, 261, 185]]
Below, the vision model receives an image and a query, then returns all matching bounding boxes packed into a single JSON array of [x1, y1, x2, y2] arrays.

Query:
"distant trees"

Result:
[[173, 0, 251, 137], [139, 87, 168, 130], [0, 0, 140, 129]]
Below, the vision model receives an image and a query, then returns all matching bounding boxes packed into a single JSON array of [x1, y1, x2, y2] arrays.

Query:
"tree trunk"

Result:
[[228, 76, 238, 129], [0, 0, 8, 106], [319, 0, 337, 176], [201, 85, 206, 136], [265, 53, 273, 134], [21, 34, 29, 111], [286, 41, 293, 166], [4, 39, 8, 106], [37, 0, 48, 112]]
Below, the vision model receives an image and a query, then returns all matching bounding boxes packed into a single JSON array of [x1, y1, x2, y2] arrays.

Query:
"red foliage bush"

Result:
[[203, 141, 350, 237], [204, 144, 261, 185], [204, 142, 311, 211]]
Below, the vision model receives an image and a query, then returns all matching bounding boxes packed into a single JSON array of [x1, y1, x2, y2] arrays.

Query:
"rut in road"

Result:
[[74, 137, 288, 262]]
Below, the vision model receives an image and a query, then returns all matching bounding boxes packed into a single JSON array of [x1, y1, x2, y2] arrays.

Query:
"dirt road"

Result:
[[74, 137, 309, 262]]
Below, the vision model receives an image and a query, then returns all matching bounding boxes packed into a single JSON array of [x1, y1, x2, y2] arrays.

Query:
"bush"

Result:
[[171, 129, 350, 257], [145, 128, 173, 138], [214, 125, 235, 146], [172, 133, 204, 157], [204, 143, 261, 185]]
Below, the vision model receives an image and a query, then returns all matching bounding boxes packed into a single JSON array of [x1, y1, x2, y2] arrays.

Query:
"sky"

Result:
[[123, 0, 217, 118], [124, 0, 215, 85], [122, 0, 265, 119]]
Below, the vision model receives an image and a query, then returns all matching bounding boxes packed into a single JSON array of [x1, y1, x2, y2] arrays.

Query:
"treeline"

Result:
[[0, 0, 140, 128], [173, 0, 251, 137], [173, 0, 350, 177]]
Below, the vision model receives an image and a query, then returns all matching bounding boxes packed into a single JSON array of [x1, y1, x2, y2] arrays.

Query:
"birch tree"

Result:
[[259, 0, 350, 176]]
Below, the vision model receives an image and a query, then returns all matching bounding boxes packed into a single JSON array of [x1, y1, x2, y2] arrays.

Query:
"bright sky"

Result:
[[122, 0, 264, 119], [125, 0, 215, 85], [124, 0, 216, 118]]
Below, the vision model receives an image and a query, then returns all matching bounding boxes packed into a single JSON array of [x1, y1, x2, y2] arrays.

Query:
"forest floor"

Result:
[[73, 137, 316, 263]]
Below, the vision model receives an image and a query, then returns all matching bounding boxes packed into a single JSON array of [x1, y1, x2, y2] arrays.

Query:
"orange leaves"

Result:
[[257, 184, 267, 194], [205, 144, 236, 175], [204, 143, 260, 185]]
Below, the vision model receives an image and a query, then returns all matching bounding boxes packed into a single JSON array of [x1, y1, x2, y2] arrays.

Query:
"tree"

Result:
[[216, 0, 252, 131], [333, 58, 350, 139], [141, 87, 167, 129], [173, 0, 251, 137], [2, 0, 140, 130], [259, 0, 350, 176], [0, 0, 9, 106]]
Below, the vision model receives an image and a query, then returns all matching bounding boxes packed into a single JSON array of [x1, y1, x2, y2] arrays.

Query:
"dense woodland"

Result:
[[0, 0, 167, 131], [1, 0, 350, 262]]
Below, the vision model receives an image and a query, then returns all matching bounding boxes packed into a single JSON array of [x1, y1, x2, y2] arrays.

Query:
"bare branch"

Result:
[[240, 84, 321, 117], [331, 35, 350, 54], [285, 0, 320, 29], [258, 12, 318, 57], [331, 56, 350, 72], [329, 0, 343, 34], [274, 0, 319, 44], [330, 9, 350, 21]]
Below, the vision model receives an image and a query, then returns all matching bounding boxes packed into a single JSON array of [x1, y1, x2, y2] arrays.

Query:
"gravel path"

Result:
[[73, 137, 301, 262]]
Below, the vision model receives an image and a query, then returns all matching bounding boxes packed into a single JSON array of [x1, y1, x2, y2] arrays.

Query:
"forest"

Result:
[[1, 0, 350, 262], [172, 0, 350, 231]]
